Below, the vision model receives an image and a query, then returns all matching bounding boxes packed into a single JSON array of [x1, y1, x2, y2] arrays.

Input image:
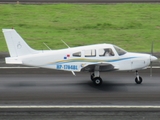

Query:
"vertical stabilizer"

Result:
[[2, 29, 39, 57]]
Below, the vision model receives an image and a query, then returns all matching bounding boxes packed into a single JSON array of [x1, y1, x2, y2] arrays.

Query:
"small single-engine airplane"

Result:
[[2, 29, 158, 85]]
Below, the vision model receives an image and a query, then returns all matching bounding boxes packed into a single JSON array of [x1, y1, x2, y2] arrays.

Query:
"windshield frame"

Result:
[[113, 45, 127, 56]]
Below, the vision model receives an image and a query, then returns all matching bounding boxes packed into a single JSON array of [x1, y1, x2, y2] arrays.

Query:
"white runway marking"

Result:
[[0, 67, 39, 69], [0, 105, 160, 109]]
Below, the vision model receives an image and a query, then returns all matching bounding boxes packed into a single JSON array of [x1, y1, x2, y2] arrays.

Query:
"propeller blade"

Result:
[[150, 61, 152, 77], [150, 41, 154, 77]]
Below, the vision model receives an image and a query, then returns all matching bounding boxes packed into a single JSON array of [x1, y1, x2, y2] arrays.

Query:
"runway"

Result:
[[0, 68, 160, 119], [0, 68, 159, 105]]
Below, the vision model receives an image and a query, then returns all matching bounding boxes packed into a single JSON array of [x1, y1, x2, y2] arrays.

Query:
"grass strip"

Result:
[[0, 3, 160, 52]]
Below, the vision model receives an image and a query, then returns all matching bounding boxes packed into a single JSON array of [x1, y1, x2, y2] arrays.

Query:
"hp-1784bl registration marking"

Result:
[[57, 64, 78, 70]]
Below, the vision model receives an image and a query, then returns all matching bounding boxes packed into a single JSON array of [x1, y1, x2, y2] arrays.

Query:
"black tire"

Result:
[[90, 73, 94, 81], [135, 76, 143, 84], [93, 77, 102, 86]]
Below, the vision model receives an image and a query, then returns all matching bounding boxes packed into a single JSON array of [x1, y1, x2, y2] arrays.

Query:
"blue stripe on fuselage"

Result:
[[108, 57, 137, 62]]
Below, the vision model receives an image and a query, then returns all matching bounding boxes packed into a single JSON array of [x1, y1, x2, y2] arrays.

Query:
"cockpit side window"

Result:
[[84, 49, 96, 57], [73, 52, 81, 57], [114, 46, 126, 56], [99, 48, 115, 57]]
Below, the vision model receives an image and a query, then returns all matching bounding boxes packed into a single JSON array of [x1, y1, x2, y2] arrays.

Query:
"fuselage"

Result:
[[6, 44, 157, 72]]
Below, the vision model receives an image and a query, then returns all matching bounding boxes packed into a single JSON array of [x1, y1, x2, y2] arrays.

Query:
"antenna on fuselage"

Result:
[[61, 40, 70, 48], [43, 42, 51, 50]]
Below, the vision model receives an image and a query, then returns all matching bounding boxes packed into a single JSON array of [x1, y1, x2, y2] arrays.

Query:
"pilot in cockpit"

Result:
[[104, 48, 114, 56]]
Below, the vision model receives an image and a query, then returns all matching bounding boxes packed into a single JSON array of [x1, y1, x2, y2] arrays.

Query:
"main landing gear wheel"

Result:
[[135, 76, 143, 84], [93, 77, 102, 86], [90, 73, 94, 81]]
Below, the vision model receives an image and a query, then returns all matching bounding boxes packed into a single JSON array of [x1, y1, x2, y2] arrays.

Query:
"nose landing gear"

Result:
[[135, 70, 143, 84]]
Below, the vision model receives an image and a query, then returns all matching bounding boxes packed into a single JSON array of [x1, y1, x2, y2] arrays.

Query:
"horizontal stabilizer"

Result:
[[5, 57, 22, 64]]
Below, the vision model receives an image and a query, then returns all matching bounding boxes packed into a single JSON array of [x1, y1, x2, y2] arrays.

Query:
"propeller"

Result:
[[150, 41, 153, 77]]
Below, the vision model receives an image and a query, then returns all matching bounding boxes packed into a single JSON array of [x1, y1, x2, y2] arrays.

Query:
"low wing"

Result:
[[81, 63, 119, 72]]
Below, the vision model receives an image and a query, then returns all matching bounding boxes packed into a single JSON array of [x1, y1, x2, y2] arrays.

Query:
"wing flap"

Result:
[[81, 63, 118, 72]]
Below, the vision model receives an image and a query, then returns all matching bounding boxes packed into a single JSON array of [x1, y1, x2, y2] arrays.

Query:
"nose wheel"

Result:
[[135, 71, 143, 84]]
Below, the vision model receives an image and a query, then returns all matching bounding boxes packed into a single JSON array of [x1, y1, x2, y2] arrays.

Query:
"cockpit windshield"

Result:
[[114, 45, 127, 56]]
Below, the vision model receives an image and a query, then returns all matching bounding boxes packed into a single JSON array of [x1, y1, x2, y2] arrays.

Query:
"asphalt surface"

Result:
[[0, 68, 160, 119], [0, 68, 160, 105], [0, 0, 160, 3]]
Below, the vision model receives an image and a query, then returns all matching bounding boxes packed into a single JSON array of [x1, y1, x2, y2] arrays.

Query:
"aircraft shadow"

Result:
[[5, 80, 158, 92], [6, 82, 37, 87], [86, 81, 130, 92]]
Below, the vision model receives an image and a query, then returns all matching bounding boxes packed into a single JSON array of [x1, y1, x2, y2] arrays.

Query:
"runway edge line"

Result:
[[1, 105, 160, 109]]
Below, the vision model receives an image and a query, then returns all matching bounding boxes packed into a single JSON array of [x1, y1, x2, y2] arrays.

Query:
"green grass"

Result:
[[0, 3, 160, 52]]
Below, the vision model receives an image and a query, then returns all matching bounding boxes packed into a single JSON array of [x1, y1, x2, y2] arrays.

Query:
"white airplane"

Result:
[[2, 29, 158, 85]]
